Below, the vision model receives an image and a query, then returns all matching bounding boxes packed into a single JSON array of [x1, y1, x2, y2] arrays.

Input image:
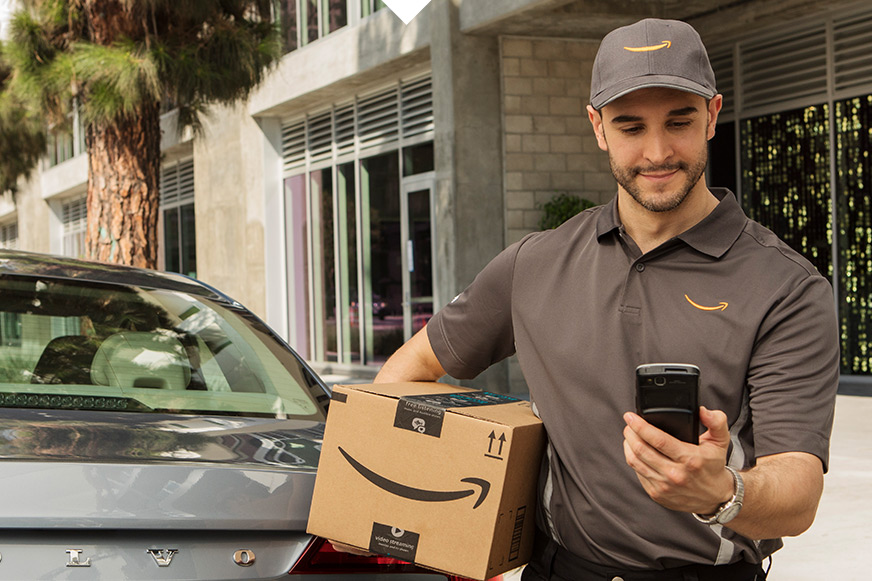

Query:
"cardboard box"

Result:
[[307, 382, 545, 580]]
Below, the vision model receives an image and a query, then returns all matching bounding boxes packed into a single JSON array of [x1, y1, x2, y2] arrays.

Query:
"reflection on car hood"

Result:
[[0, 408, 323, 468], [0, 409, 323, 530]]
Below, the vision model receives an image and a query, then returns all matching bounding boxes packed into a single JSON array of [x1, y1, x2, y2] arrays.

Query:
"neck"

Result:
[[618, 185, 719, 254]]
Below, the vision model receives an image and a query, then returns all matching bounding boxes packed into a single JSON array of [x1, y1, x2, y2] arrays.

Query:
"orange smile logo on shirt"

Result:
[[685, 294, 728, 311]]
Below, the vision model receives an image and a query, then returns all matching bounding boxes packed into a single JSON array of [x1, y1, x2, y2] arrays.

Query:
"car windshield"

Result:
[[0, 276, 325, 420]]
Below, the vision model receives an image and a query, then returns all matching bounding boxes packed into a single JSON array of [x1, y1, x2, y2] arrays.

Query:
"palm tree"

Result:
[[0, 49, 46, 195], [2, 0, 280, 267]]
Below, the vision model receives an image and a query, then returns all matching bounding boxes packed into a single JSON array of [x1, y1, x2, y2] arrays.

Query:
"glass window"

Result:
[[160, 160, 196, 278], [47, 129, 74, 167], [164, 207, 181, 273], [0, 222, 18, 250], [284, 174, 310, 360], [740, 105, 833, 279], [403, 142, 434, 177], [61, 197, 87, 259], [338, 163, 361, 363], [0, 313, 22, 347], [280, 77, 434, 369], [835, 95, 872, 375], [46, 106, 84, 167], [361, 0, 386, 18], [361, 152, 402, 364], [180, 204, 197, 277], [311, 168, 336, 362], [324, 0, 347, 34], [303, 0, 319, 45], [279, 0, 298, 53], [162, 204, 197, 278], [0, 276, 324, 419], [407, 187, 433, 335]]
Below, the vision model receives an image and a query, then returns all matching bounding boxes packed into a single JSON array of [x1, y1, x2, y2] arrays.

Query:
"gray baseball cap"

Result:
[[590, 18, 717, 110]]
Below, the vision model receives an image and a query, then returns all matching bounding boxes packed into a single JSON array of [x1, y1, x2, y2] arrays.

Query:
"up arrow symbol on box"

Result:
[[382, 0, 432, 24], [487, 431, 507, 456]]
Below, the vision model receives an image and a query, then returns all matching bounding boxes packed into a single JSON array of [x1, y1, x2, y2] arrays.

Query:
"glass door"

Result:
[[401, 177, 435, 340]]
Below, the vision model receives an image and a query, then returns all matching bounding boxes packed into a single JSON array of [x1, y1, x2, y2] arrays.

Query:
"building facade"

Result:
[[4, 0, 872, 394]]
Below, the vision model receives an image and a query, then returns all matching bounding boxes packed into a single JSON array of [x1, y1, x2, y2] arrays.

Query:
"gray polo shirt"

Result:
[[427, 189, 840, 569]]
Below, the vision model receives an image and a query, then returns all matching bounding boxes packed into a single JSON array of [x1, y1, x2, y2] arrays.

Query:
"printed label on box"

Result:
[[394, 398, 446, 437], [394, 391, 521, 438], [404, 391, 521, 409], [369, 523, 420, 562]]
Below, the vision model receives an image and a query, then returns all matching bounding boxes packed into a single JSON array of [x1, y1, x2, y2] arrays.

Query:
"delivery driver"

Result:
[[362, 18, 840, 581]]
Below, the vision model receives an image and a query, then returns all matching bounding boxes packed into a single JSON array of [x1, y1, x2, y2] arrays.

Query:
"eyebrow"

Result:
[[609, 106, 701, 124]]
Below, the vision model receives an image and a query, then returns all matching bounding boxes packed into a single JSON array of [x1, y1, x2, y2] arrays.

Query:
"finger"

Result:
[[622, 422, 678, 486], [623, 435, 658, 479], [624, 412, 689, 462], [698, 406, 731, 447], [623, 438, 683, 509]]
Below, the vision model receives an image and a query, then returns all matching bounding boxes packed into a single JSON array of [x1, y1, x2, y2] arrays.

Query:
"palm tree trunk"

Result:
[[85, 100, 161, 268]]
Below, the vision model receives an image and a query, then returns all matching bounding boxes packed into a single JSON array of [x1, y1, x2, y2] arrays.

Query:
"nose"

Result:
[[642, 129, 674, 166]]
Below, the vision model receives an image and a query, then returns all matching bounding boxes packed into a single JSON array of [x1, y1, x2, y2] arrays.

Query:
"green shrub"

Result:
[[538, 193, 596, 230]]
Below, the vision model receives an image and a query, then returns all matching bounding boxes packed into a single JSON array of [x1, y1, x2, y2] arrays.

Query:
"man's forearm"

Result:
[[374, 327, 446, 383], [724, 452, 824, 540]]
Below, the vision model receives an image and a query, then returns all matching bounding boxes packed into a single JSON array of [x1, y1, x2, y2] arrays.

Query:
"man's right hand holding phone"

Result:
[[621, 406, 737, 518]]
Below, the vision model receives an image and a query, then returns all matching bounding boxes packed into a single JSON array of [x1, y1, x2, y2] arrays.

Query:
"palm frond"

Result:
[[72, 39, 160, 123]]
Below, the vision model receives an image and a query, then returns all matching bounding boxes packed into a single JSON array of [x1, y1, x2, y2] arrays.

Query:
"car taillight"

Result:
[[288, 536, 497, 580]]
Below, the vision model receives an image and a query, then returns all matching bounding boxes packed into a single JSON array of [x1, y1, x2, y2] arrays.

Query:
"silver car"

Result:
[[0, 250, 483, 580]]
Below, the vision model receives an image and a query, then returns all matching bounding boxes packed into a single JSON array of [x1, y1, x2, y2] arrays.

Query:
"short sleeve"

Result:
[[747, 273, 840, 471], [427, 236, 532, 379]]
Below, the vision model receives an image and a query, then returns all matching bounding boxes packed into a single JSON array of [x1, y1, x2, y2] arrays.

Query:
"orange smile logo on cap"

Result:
[[624, 40, 672, 52]]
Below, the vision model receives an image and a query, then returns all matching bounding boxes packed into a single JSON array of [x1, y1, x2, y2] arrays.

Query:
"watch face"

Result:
[[717, 502, 742, 524]]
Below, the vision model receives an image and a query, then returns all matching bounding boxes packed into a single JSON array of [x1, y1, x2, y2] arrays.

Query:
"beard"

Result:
[[609, 149, 708, 213]]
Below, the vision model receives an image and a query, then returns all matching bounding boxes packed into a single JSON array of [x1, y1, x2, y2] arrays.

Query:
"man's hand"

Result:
[[622, 406, 735, 515], [622, 407, 825, 539]]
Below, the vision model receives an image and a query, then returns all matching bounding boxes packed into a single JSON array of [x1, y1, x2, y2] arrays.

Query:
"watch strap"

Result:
[[693, 465, 744, 525]]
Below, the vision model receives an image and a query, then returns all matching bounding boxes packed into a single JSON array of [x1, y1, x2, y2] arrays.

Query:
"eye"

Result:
[[619, 125, 644, 135]]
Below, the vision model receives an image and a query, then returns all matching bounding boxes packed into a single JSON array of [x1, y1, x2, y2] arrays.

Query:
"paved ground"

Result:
[[766, 394, 871, 580]]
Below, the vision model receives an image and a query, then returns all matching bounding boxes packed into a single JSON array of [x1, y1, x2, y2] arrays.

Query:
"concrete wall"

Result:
[[501, 35, 614, 246], [193, 102, 271, 317]]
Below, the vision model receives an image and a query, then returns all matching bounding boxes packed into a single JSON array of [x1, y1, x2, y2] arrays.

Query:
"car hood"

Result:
[[0, 409, 323, 530]]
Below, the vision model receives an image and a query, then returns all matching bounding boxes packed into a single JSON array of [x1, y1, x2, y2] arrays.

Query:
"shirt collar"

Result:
[[595, 188, 747, 259]]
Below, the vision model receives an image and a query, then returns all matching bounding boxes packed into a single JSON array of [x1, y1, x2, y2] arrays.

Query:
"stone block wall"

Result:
[[500, 36, 615, 245]]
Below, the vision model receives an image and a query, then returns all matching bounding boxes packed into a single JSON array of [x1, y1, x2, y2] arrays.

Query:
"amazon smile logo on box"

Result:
[[339, 446, 491, 508]]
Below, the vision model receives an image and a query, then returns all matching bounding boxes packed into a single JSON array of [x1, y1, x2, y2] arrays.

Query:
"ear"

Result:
[[706, 95, 723, 140], [587, 105, 608, 152]]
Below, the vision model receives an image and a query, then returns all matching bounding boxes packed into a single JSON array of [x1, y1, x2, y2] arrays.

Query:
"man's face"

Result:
[[588, 88, 722, 213]]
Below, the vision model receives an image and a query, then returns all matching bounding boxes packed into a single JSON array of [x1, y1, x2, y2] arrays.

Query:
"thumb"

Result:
[[699, 406, 731, 448]]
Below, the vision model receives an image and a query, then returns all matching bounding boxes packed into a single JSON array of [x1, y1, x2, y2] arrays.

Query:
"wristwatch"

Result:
[[693, 465, 744, 525]]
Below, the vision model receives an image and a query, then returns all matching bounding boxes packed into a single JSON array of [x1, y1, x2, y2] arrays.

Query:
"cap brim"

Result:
[[591, 75, 716, 109]]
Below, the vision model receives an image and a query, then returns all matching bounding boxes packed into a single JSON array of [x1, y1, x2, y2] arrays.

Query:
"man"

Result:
[[374, 18, 839, 580]]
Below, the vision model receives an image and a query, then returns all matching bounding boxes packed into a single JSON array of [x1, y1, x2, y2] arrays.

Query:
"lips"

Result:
[[640, 170, 679, 180], [636, 164, 685, 178]]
